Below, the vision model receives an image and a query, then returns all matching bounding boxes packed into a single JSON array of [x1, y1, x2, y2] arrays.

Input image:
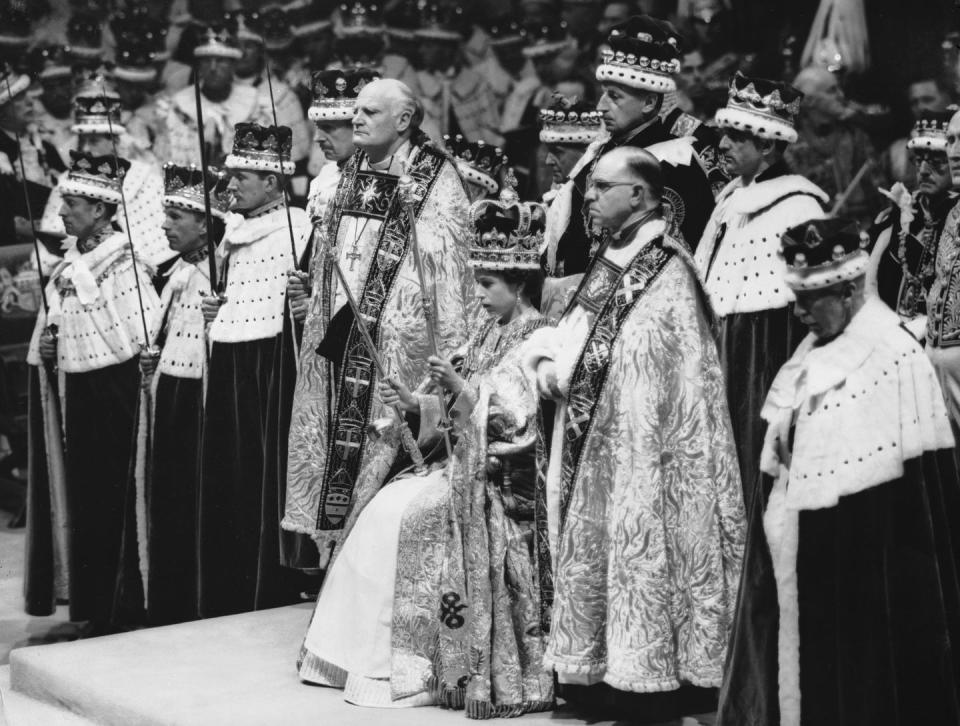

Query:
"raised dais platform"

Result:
[[2, 604, 612, 726]]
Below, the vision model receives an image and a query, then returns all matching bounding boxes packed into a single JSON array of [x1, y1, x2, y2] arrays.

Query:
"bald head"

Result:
[[584, 146, 664, 236], [353, 78, 424, 161], [793, 65, 840, 97]]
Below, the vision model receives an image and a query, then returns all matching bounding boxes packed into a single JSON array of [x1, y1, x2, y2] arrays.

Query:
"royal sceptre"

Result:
[[397, 172, 454, 460]]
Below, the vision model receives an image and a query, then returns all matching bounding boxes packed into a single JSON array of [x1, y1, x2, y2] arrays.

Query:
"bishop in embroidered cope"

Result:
[[523, 147, 744, 718], [283, 79, 474, 563]]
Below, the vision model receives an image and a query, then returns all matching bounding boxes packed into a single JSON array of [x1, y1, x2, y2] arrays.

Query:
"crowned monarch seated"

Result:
[[296, 177, 555, 718]]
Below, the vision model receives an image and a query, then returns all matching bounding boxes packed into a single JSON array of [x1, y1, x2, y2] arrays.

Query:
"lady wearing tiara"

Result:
[[297, 182, 555, 718]]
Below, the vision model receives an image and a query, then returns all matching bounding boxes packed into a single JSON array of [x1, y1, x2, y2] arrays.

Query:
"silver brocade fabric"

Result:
[[282, 153, 474, 553], [390, 309, 554, 716], [545, 256, 746, 691]]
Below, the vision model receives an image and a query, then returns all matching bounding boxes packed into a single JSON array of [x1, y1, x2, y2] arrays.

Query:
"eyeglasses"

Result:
[[912, 153, 950, 173], [585, 178, 638, 194]]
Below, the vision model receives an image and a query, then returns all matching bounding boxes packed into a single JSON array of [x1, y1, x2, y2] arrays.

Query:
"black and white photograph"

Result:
[[0, 0, 959, 724]]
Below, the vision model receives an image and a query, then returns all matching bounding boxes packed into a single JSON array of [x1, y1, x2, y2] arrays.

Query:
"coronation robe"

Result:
[[693, 163, 828, 495], [718, 297, 960, 726], [143, 255, 210, 625], [541, 107, 726, 276], [283, 140, 474, 561], [522, 218, 745, 717], [198, 201, 311, 618], [25, 230, 162, 629], [300, 309, 554, 718]]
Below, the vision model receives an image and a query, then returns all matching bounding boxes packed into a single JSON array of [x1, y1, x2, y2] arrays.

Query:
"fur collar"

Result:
[[717, 174, 828, 217]]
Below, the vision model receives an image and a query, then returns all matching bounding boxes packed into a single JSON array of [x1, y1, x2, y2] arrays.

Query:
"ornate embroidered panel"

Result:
[[315, 146, 446, 531], [558, 238, 675, 531]]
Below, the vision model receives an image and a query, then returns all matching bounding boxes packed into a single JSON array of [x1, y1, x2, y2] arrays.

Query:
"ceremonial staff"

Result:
[[100, 83, 154, 358], [3, 73, 51, 322], [398, 172, 454, 460], [323, 239, 427, 474], [192, 64, 220, 291]]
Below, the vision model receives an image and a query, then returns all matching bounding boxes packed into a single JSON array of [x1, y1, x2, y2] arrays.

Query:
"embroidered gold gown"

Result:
[[298, 308, 555, 719]]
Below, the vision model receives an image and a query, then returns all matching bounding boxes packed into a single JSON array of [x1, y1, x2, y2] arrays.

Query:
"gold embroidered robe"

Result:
[[523, 219, 746, 692], [282, 141, 474, 559]]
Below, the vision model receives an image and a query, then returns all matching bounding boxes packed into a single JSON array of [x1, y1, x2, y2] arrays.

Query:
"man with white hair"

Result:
[[283, 79, 475, 635]]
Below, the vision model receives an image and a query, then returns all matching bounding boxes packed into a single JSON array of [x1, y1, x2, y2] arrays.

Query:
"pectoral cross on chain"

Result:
[[345, 244, 362, 271]]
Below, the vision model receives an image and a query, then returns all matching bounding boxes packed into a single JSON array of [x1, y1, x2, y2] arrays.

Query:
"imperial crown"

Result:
[[539, 97, 602, 146], [59, 150, 130, 205], [596, 15, 683, 93], [163, 164, 232, 219], [225, 123, 295, 176], [309, 68, 380, 122], [714, 72, 803, 143], [468, 172, 545, 271], [444, 134, 507, 195]]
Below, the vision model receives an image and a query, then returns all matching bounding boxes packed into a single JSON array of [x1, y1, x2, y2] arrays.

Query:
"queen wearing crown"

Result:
[[297, 178, 555, 718]]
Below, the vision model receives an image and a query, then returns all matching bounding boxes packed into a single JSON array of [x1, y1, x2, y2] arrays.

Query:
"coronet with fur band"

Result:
[[485, 17, 524, 47], [309, 68, 379, 122], [111, 11, 168, 82], [163, 163, 232, 219], [59, 150, 129, 205], [907, 110, 953, 154], [539, 96, 602, 145], [415, 3, 467, 42], [284, 0, 335, 38], [714, 71, 802, 144], [781, 217, 869, 291], [0, 5, 31, 49], [445, 134, 506, 195], [523, 20, 573, 59], [339, 1, 385, 36], [468, 172, 545, 271], [596, 15, 682, 93], [225, 122, 296, 176], [194, 26, 243, 60], [71, 75, 126, 136]]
